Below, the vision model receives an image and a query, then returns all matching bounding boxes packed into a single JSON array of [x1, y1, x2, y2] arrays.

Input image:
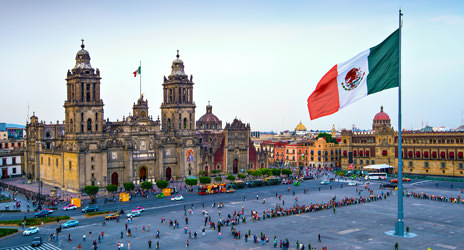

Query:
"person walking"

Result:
[[318, 233, 321, 242], [82, 234, 86, 241], [186, 239, 190, 247], [148, 239, 152, 248]]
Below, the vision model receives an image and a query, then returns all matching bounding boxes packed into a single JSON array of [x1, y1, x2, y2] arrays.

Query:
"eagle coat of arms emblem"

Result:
[[341, 67, 365, 91]]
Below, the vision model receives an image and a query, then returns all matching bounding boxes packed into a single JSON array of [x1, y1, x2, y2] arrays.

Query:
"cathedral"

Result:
[[24, 41, 262, 192]]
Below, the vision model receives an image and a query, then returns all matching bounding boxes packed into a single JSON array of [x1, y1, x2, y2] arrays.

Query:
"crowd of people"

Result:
[[404, 191, 463, 204]]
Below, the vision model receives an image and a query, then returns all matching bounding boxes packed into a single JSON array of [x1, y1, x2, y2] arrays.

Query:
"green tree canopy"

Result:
[[84, 185, 100, 203], [156, 180, 169, 189], [198, 170, 205, 176], [123, 182, 135, 192], [226, 174, 236, 181], [251, 169, 262, 178], [281, 169, 293, 176], [214, 176, 222, 182], [271, 168, 281, 176], [141, 181, 153, 190], [199, 176, 212, 184], [237, 173, 246, 179], [106, 185, 117, 193], [84, 185, 100, 196], [316, 132, 338, 144], [185, 178, 198, 186], [260, 168, 272, 176], [246, 170, 254, 175]]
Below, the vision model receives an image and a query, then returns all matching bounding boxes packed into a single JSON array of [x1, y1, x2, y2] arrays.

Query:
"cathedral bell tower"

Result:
[[161, 51, 196, 132], [64, 40, 104, 136]]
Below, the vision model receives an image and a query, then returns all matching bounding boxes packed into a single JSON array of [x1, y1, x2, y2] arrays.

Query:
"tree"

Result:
[[316, 132, 338, 144], [271, 168, 281, 176], [214, 177, 222, 182], [84, 185, 100, 203], [260, 168, 272, 176], [198, 170, 205, 176], [156, 180, 169, 189], [123, 182, 135, 192], [281, 169, 293, 176], [106, 185, 117, 193], [251, 169, 262, 178], [226, 175, 236, 181], [247, 170, 254, 175], [237, 173, 246, 179], [185, 178, 198, 187], [141, 181, 153, 190], [199, 176, 212, 184]]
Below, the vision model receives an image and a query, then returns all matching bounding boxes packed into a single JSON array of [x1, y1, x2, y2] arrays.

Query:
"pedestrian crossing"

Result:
[[5, 243, 61, 250]]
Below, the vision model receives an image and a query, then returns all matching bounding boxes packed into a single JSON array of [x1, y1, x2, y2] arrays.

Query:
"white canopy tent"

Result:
[[363, 164, 394, 171]]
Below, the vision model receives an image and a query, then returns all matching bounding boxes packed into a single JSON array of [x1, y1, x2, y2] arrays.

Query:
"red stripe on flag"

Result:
[[133, 71, 137, 77], [307, 65, 340, 120]]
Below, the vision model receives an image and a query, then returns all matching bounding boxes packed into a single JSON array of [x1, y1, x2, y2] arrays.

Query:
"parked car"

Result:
[[62, 220, 79, 228], [23, 227, 40, 236], [348, 181, 357, 186], [171, 195, 184, 201], [320, 180, 330, 185], [126, 211, 142, 218], [34, 210, 50, 218], [63, 204, 78, 211], [105, 213, 120, 220], [43, 208, 54, 213], [382, 183, 398, 188], [132, 206, 144, 213], [81, 205, 99, 213], [31, 236, 42, 247]]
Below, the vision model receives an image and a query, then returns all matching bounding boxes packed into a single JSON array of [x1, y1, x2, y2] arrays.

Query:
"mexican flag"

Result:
[[133, 66, 141, 77], [307, 29, 399, 120]]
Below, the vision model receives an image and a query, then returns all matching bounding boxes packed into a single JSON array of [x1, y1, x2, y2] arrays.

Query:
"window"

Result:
[[69, 161, 72, 170], [2, 158, 6, 165], [87, 118, 92, 132], [424, 162, 429, 168], [56, 159, 58, 167], [91, 157, 94, 162], [12, 157, 16, 164], [441, 162, 446, 168], [360, 160, 363, 164], [91, 165, 94, 170], [86, 84, 91, 102], [48, 158, 50, 166], [409, 161, 413, 167], [353, 159, 357, 164], [12, 168, 16, 174], [459, 163, 463, 169], [371, 160, 375, 164]]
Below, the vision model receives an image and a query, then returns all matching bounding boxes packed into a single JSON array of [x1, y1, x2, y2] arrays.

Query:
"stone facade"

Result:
[[24, 42, 261, 192], [340, 106, 464, 178]]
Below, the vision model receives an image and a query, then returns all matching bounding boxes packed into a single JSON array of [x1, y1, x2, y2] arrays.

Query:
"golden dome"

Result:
[[295, 121, 307, 131]]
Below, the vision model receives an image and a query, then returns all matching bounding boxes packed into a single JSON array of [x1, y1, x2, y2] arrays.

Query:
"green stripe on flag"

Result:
[[137, 66, 141, 74], [367, 29, 399, 95]]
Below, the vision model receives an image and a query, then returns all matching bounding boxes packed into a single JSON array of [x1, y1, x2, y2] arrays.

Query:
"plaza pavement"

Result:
[[43, 180, 464, 250]]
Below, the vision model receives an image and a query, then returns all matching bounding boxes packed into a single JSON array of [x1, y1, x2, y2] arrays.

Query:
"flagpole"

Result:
[[395, 8, 405, 237], [139, 60, 142, 99]]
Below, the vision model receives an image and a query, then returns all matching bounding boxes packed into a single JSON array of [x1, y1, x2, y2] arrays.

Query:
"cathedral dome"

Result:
[[74, 40, 92, 70], [295, 121, 307, 131], [197, 102, 222, 130], [373, 106, 390, 120], [170, 50, 186, 76]]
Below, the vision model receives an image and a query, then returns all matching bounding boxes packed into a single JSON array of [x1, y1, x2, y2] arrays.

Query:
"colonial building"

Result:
[[340, 106, 464, 178], [24, 41, 260, 192]]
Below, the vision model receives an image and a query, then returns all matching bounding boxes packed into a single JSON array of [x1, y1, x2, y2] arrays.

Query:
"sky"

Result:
[[1, 0, 463, 132]]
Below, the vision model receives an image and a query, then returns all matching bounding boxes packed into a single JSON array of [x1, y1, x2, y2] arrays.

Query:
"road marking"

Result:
[[435, 243, 457, 249], [2, 243, 61, 250], [410, 180, 431, 186], [337, 228, 363, 235]]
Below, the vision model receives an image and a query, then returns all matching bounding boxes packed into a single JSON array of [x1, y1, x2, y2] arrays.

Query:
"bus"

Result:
[[365, 172, 387, 180], [198, 183, 226, 195]]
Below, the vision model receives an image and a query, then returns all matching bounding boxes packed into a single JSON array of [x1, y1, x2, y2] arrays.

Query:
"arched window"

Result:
[[70, 119, 73, 133], [183, 118, 187, 129], [167, 118, 171, 130], [95, 113, 99, 132], [87, 118, 92, 132]]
